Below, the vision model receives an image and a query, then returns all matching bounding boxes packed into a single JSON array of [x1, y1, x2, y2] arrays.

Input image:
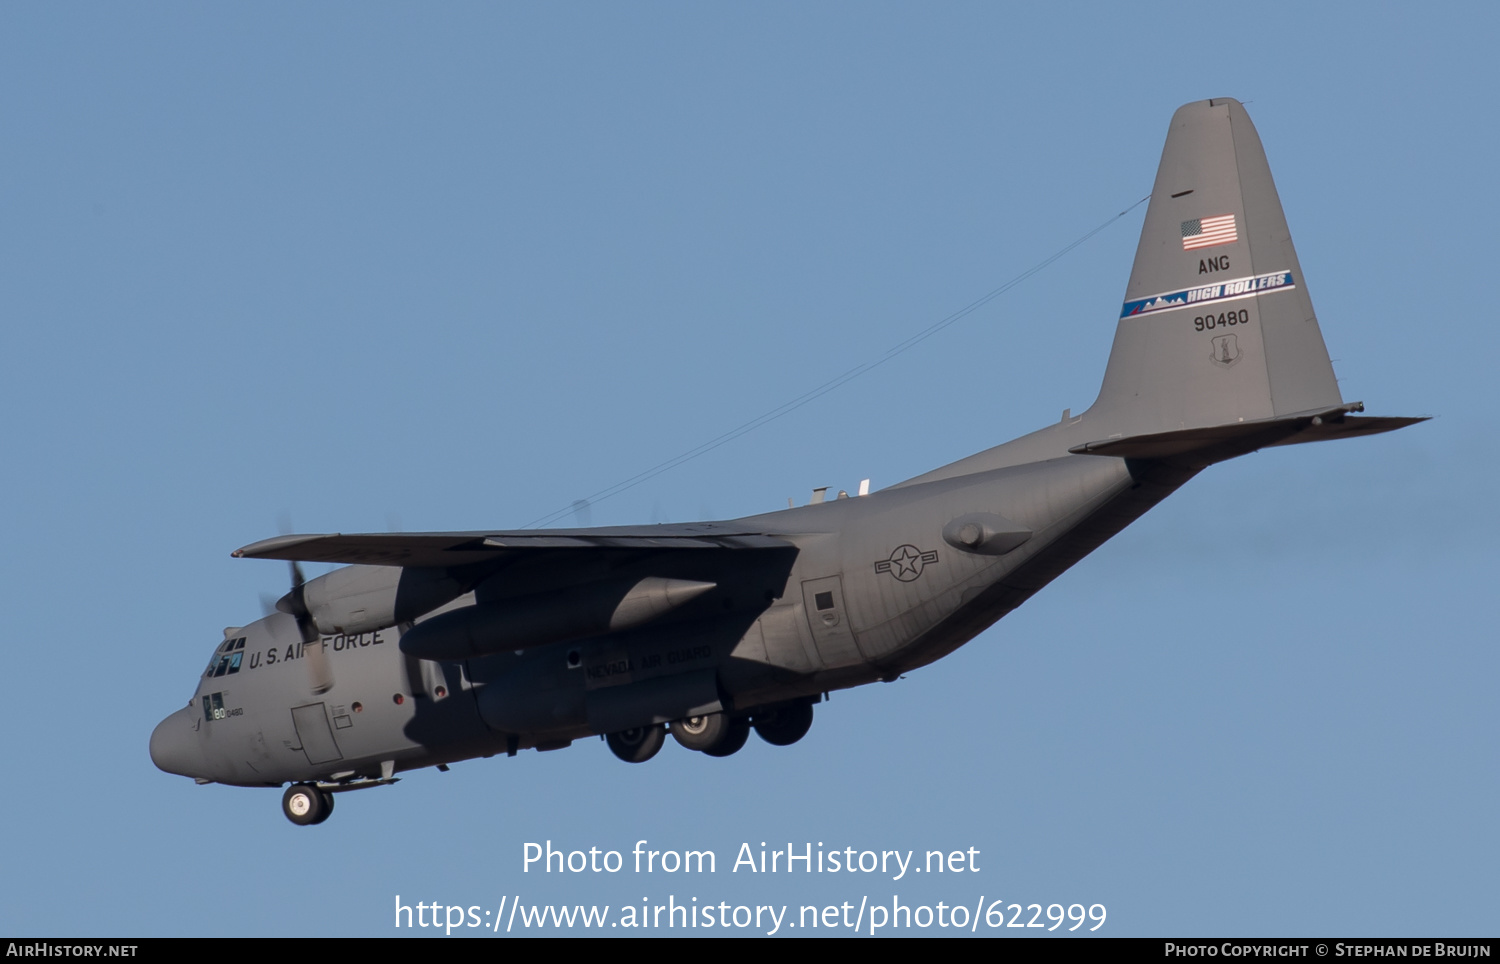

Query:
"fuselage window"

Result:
[[202, 692, 227, 722]]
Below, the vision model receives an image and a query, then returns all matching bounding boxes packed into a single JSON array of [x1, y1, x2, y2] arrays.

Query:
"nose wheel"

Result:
[[282, 783, 334, 826]]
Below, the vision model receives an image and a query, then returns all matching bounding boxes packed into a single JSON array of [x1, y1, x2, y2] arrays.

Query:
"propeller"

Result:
[[275, 560, 333, 696]]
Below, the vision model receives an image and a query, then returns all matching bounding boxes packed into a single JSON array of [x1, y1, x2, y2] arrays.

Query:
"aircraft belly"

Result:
[[587, 668, 721, 733]]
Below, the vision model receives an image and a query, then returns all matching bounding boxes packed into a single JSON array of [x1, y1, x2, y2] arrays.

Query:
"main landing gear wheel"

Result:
[[753, 702, 814, 746], [607, 724, 666, 763], [282, 783, 333, 826], [702, 716, 751, 757], [670, 712, 734, 752]]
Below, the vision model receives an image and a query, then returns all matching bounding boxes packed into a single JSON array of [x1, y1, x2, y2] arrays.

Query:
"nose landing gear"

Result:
[[281, 783, 334, 826]]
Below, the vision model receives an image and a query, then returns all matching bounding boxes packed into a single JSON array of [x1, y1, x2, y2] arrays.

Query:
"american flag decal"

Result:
[[1181, 214, 1238, 251]]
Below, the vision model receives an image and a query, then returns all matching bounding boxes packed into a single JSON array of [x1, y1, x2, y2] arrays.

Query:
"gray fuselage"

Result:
[[151, 435, 1182, 789]]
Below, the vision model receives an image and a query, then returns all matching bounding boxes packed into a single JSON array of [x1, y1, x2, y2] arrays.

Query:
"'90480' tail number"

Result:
[[1194, 309, 1249, 331]]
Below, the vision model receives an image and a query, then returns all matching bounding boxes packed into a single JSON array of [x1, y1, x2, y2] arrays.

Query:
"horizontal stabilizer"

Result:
[[1070, 403, 1427, 463]]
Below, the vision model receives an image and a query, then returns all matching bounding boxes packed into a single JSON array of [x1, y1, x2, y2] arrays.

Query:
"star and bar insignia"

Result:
[[875, 544, 940, 582]]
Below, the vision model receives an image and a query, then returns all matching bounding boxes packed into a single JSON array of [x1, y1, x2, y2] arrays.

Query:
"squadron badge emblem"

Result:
[[1210, 333, 1242, 368]]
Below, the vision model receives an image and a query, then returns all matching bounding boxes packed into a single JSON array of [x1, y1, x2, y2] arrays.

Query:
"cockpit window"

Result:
[[209, 652, 242, 678], [205, 639, 246, 677]]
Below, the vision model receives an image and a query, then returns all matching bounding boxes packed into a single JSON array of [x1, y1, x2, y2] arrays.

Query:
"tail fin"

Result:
[[1087, 98, 1342, 437]]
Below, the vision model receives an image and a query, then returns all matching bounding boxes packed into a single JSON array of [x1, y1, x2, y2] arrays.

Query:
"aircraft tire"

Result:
[[670, 712, 731, 752], [312, 789, 335, 824], [282, 783, 329, 826], [753, 702, 814, 746], [606, 724, 666, 763], [702, 716, 751, 757]]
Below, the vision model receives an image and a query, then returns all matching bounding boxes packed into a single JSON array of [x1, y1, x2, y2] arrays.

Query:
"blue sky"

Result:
[[2, 2, 1495, 937]]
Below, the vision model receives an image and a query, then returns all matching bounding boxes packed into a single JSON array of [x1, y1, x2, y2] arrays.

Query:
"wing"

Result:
[[233, 523, 794, 567]]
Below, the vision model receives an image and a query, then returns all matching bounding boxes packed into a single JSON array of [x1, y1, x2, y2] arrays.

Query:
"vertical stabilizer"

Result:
[[1087, 98, 1342, 436]]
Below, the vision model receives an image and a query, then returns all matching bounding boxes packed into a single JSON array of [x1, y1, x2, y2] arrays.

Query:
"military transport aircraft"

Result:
[[151, 99, 1423, 825]]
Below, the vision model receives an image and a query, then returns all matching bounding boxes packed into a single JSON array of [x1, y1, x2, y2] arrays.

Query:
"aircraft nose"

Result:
[[150, 706, 205, 778]]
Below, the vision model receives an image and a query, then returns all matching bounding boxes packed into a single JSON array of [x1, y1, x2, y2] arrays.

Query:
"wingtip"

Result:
[[233, 533, 341, 560]]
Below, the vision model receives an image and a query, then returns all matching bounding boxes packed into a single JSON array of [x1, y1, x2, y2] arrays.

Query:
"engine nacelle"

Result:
[[285, 565, 469, 635], [400, 576, 716, 660]]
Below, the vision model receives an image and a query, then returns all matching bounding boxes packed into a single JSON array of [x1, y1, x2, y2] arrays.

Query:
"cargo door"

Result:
[[291, 702, 344, 766]]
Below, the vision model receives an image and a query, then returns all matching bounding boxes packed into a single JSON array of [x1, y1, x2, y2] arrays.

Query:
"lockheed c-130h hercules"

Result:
[[151, 98, 1424, 825]]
